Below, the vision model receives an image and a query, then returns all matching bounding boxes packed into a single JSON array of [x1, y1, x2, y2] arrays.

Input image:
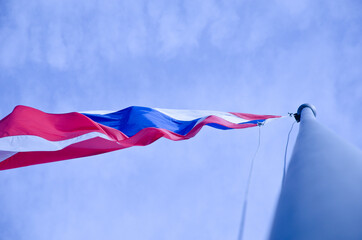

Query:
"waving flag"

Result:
[[0, 105, 280, 170]]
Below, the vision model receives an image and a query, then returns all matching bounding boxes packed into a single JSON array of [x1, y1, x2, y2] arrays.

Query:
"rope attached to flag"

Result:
[[283, 119, 296, 184], [237, 122, 263, 240]]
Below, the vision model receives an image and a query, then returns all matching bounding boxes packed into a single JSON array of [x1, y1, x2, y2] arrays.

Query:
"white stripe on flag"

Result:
[[0, 132, 112, 152], [154, 108, 249, 124]]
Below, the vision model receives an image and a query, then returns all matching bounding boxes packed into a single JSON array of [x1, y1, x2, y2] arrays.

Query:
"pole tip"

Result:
[[294, 103, 317, 122]]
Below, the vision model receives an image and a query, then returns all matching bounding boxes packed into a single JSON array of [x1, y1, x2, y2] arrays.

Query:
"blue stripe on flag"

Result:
[[83, 106, 200, 137], [206, 119, 263, 130]]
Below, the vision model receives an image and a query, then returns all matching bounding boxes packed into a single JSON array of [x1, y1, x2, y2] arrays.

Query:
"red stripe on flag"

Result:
[[230, 112, 281, 120], [0, 105, 128, 141]]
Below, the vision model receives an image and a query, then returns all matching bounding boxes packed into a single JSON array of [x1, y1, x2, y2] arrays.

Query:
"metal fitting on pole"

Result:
[[294, 103, 317, 122]]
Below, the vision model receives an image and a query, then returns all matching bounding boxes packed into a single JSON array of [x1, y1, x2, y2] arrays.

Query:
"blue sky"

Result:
[[0, 0, 361, 239]]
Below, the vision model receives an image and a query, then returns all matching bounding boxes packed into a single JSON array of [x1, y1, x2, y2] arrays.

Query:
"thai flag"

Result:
[[0, 105, 280, 170]]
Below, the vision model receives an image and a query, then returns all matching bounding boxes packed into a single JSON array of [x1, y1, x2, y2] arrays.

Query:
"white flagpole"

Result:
[[269, 104, 362, 240]]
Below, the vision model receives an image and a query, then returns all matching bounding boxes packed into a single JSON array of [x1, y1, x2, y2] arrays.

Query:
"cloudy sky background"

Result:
[[0, 0, 361, 239]]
